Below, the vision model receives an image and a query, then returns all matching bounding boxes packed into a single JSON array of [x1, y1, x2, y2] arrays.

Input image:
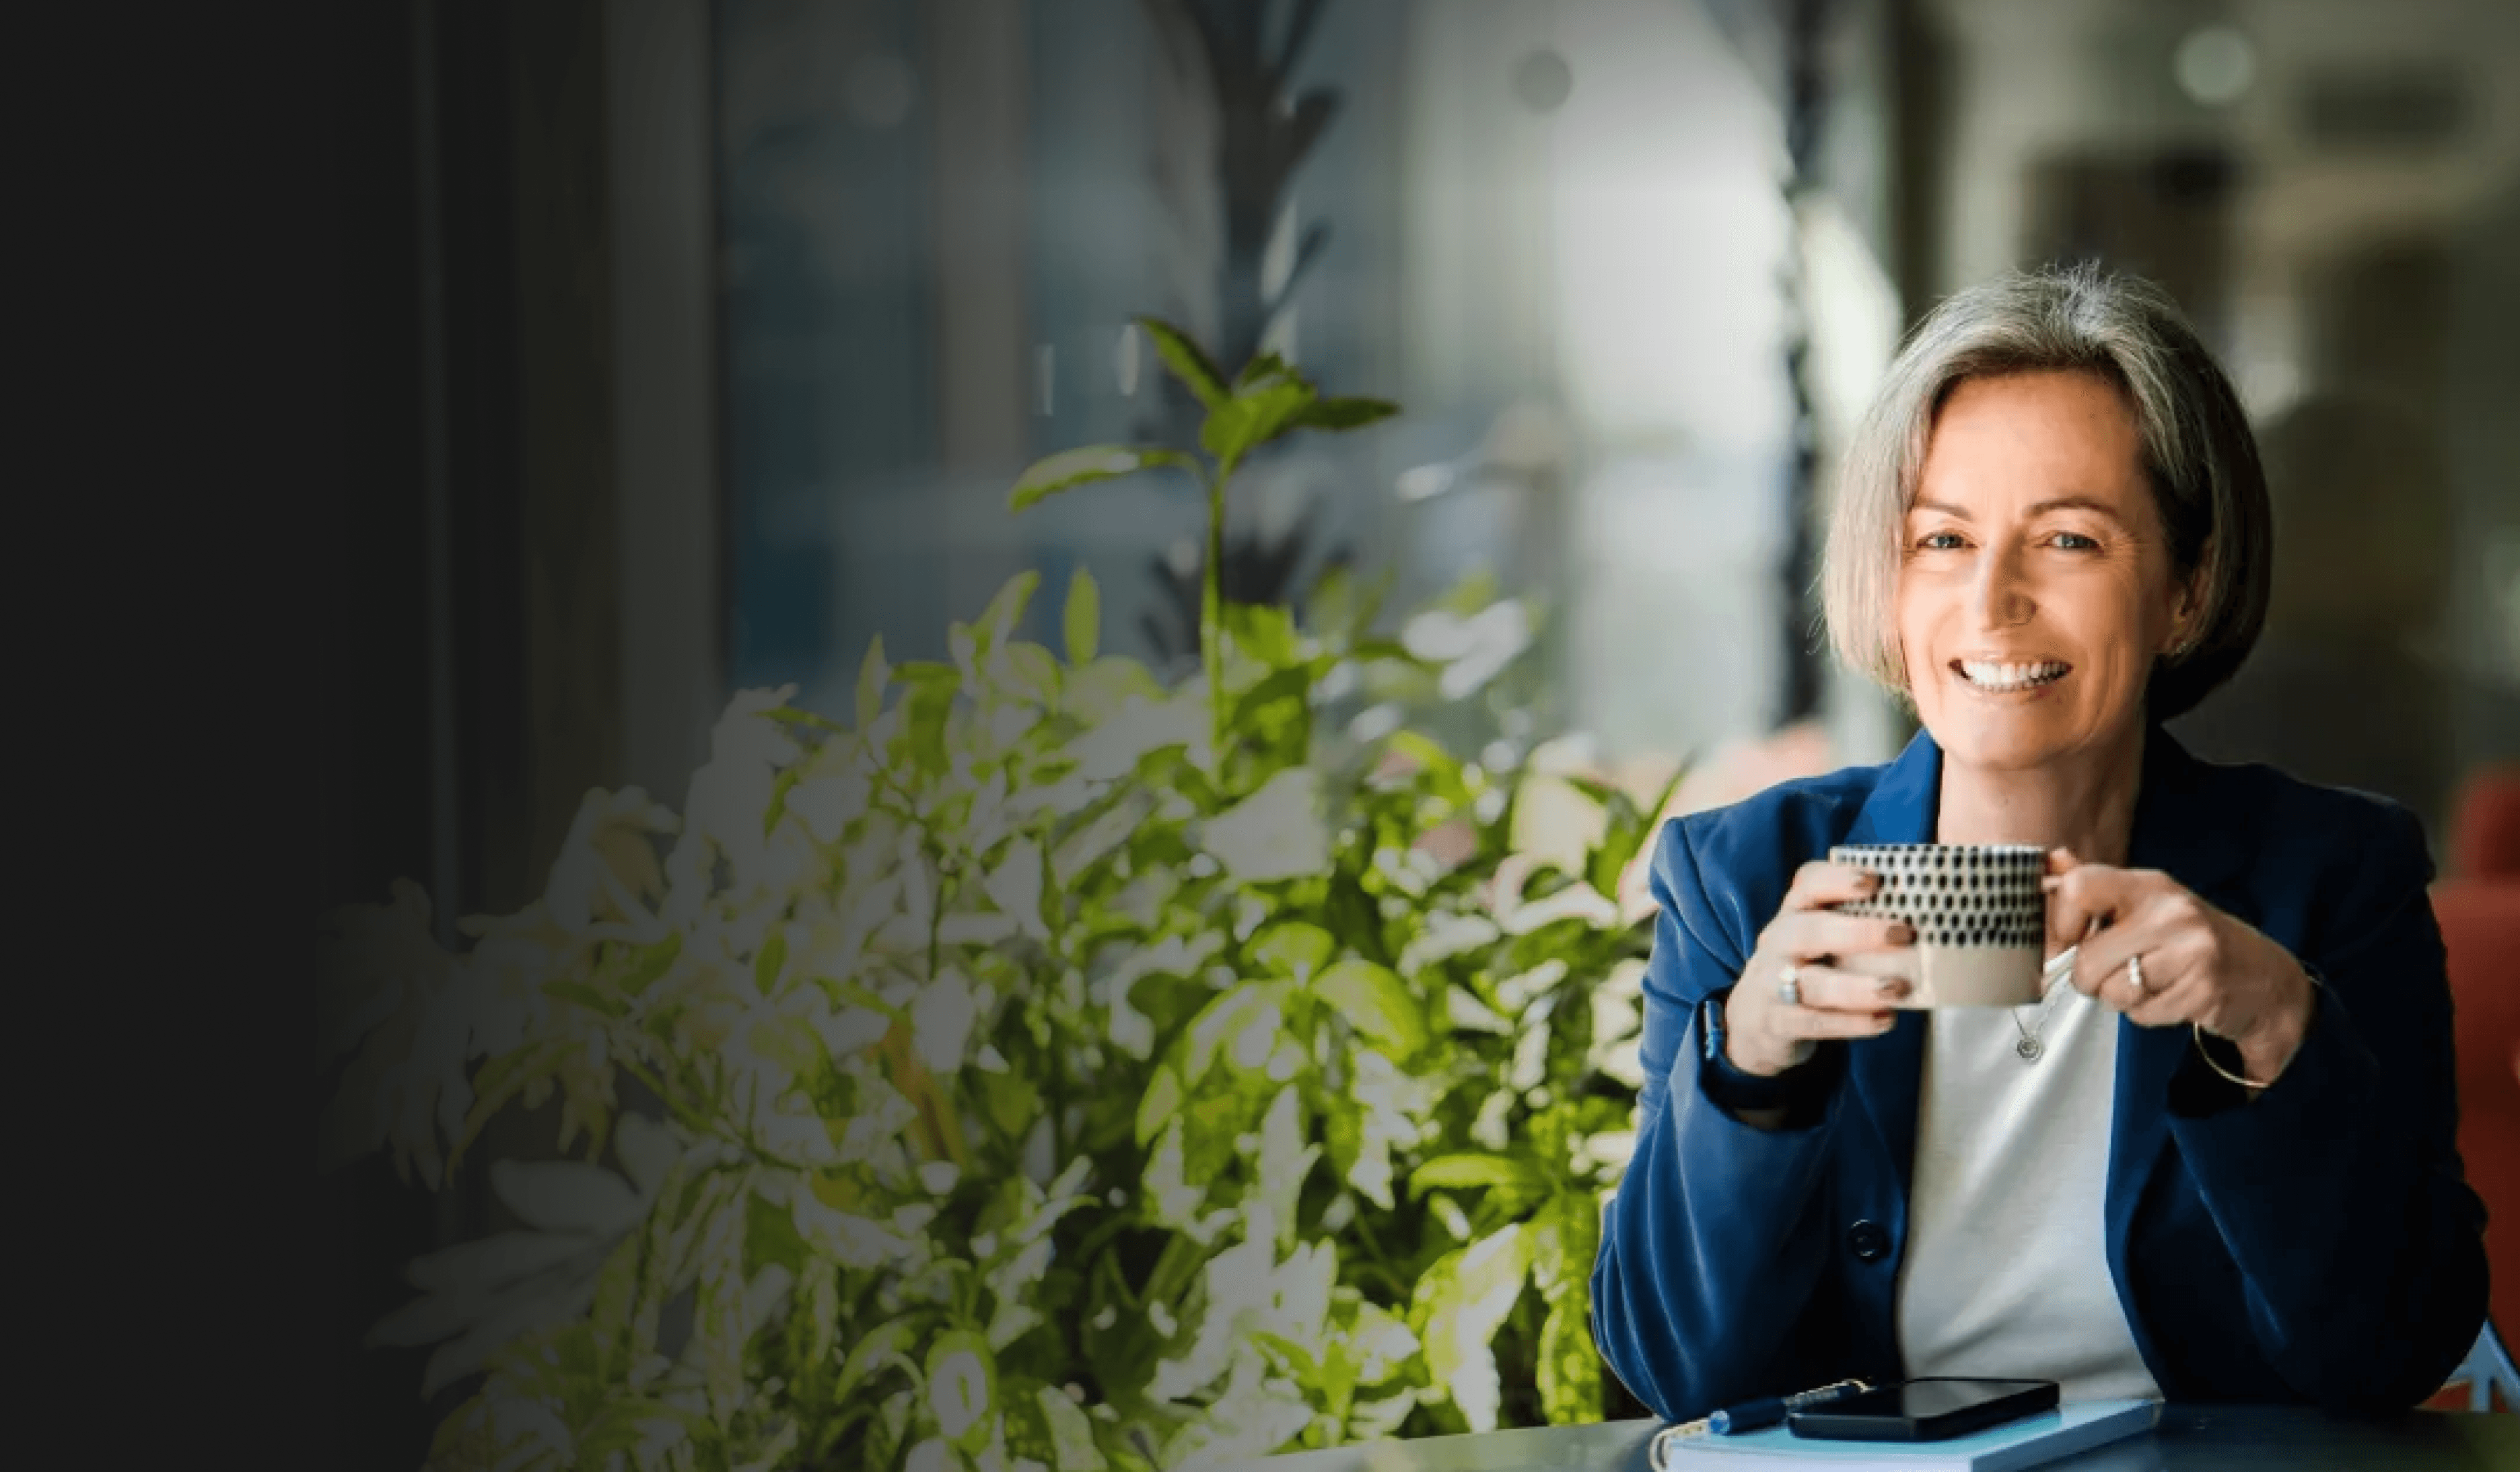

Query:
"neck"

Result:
[[1934, 720, 2148, 866]]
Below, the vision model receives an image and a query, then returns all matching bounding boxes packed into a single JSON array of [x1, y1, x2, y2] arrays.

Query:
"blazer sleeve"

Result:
[[1588, 818, 1853, 1422], [2166, 802, 2489, 1407]]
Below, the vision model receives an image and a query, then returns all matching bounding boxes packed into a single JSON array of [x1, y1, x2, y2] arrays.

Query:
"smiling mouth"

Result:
[[1953, 659, 2070, 693]]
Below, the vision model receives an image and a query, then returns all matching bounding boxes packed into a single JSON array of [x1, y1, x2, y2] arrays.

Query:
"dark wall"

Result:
[[325, 3, 627, 1465], [325, 3, 440, 1463]]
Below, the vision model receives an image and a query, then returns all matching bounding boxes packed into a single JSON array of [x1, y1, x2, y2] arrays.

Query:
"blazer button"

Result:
[[1849, 1220, 1890, 1262]]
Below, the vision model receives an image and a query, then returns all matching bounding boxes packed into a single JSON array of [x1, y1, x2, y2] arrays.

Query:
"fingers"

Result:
[[1765, 962, 1902, 1041], [1724, 957, 1905, 1070], [2045, 862, 2163, 958], [2075, 934, 2206, 1027], [2124, 973, 2206, 1028], [1770, 909, 1914, 962], [1782, 860, 1883, 913], [1784, 1005, 1901, 1040], [1780, 962, 1914, 1014]]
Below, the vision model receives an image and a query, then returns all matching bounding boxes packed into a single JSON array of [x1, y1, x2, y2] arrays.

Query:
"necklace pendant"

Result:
[[2015, 1035, 2044, 1063]]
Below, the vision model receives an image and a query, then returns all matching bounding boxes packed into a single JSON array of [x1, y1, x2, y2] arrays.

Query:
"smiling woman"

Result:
[[1821, 265, 2270, 730], [1588, 263, 2488, 1426], [1896, 371, 2200, 777]]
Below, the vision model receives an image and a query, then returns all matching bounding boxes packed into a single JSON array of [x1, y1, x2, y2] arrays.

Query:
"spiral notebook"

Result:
[[1653, 1399, 2159, 1472]]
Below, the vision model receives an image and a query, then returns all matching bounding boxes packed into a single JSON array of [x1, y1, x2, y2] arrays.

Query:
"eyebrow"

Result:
[[1908, 496, 2126, 522]]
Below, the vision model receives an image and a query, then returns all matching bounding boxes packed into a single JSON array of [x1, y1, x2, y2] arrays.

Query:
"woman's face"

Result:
[[1896, 370, 2199, 775]]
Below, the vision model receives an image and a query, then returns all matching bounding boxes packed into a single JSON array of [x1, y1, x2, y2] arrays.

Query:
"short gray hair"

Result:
[[1821, 262, 2271, 723]]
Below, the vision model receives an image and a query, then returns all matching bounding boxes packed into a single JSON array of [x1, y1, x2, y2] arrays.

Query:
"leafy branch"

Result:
[[1008, 316, 1395, 771]]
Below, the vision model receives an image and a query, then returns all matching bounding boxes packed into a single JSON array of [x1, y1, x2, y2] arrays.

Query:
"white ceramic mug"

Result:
[[1827, 843, 2047, 1007]]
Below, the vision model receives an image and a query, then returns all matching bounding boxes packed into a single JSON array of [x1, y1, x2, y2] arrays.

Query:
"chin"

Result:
[[1930, 723, 2076, 773]]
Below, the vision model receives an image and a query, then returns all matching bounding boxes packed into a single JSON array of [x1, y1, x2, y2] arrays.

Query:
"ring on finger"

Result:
[[2124, 953, 2147, 999], [1777, 962, 1802, 1009]]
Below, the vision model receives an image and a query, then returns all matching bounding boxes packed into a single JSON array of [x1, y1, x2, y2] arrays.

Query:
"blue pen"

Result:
[[1710, 1378, 1870, 1435], [1649, 1379, 1875, 1469]]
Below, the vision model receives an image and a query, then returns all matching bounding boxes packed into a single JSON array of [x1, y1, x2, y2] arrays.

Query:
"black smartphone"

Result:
[[1786, 1377, 2059, 1442]]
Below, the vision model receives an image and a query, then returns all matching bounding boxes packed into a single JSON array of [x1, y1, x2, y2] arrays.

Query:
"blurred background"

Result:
[[326, 0, 2519, 1461]]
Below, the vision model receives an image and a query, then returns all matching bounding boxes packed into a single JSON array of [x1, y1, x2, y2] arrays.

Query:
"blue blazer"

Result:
[[1589, 727, 2487, 1419]]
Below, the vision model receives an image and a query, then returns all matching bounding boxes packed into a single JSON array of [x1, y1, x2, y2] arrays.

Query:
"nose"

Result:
[[1968, 542, 2034, 631]]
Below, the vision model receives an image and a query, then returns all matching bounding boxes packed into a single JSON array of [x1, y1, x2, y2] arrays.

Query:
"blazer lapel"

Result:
[[1842, 730, 1942, 1201], [2105, 728, 2248, 1359]]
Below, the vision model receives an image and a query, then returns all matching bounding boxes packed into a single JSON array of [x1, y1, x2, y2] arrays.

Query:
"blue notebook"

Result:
[[1656, 1399, 2159, 1472]]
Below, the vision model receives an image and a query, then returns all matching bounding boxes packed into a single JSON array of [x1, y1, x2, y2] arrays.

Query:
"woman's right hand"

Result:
[[1722, 861, 1916, 1076]]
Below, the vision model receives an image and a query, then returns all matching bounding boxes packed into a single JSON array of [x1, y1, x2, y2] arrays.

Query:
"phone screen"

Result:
[[1836, 1378, 2040, 1420]]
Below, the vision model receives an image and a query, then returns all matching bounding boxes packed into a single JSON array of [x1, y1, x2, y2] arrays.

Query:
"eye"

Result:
[[1916, 530, 1967, 551], [2045, 530, 2100, 551]]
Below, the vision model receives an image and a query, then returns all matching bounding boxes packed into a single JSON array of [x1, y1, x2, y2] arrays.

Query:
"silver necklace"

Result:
[[2012, 948, 2080, 1063]]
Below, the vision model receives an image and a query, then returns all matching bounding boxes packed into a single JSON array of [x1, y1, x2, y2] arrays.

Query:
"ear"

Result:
[[2164, 545, 2212, 655]]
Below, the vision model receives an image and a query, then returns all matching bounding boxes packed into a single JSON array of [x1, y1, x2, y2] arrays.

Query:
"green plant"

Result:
[[320, 324, 1671, 1471]]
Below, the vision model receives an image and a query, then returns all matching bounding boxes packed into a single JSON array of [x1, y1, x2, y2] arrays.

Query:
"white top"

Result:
[[1894, 976, 2163, 1401]]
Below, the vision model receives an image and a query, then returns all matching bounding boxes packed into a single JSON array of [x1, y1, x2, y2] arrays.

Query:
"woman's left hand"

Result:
[[2045, 849, 2317, 1085]]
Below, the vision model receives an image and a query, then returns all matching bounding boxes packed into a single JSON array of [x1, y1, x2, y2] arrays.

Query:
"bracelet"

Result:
[[2190, 1023, 2272, 1090], [2191, 967, 2328, 1091]]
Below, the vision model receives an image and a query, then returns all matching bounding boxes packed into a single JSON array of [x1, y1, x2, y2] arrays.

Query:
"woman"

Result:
[[1588, 265, 2486, 1419]]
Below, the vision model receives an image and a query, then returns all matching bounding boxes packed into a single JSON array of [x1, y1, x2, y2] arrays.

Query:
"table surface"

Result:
[[1234, 1405, 2519, 1472]]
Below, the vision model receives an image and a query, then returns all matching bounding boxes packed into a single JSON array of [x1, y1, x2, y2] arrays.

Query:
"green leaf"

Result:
[[976, 571, 1043, 656], [1135, 1065, 1183, 1148], [1224, 601, 1300, 670], [613, 932, 682, 997], [976, 1066, 1043, 1144], [1249, 922, 1334, 983], [448, 1038, 569, 1168], [1306, 563, 1395, 650], [1037, 1385, 1109, 1472], [1137, 317, 1229, 408], [799, 1256, 839, 1368], [695, 1216, 747, 1426], [1181, 980, 1294, 1083], [545, 979, 627, 1017], [1537, 1294, 1603, 1425], [764, 763, 802, 837], [1224, 664, 1314, 749], [1408, 1154, 1542, 1199], [574, 1399, 720, 1465], [1234, 350, 1294, 389], [1003, 641, 1062, 708], [904, 680, 956, 776], [1560, 773, 1619, 808], [1322, 870, 1387, 967], [835, 1316, 922, 1404], [1381, 729, 1464, 804], [1588, 788, 1646, 899], [1250, 1329, 1321, 1383], [1294, 395, 1400, 432], [1010, 446, 1193, 512], [1312, 958, 1425, 1057], [1531, 1191, 1599, 1302], [857, 635, 890, 730], [1063, 566, 1101, 666], [831, 979, 909, 1023], [925, 1329, 1000, 1452], [1414, 1223, 1534, 1432], [754, 929, 788, 995], [588, 1230, 641, 1376], [744, 1183, 809, 1271], [1201, 378, 1317, 468]]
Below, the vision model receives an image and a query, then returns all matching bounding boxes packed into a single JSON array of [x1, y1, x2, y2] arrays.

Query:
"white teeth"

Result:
[[1959, 660, 2066, 691]]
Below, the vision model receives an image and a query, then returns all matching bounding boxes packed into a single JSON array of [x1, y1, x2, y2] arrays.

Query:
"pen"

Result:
[[1648, 1379, 1872, 1469], [1709, 1378, 1870, 1434]]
